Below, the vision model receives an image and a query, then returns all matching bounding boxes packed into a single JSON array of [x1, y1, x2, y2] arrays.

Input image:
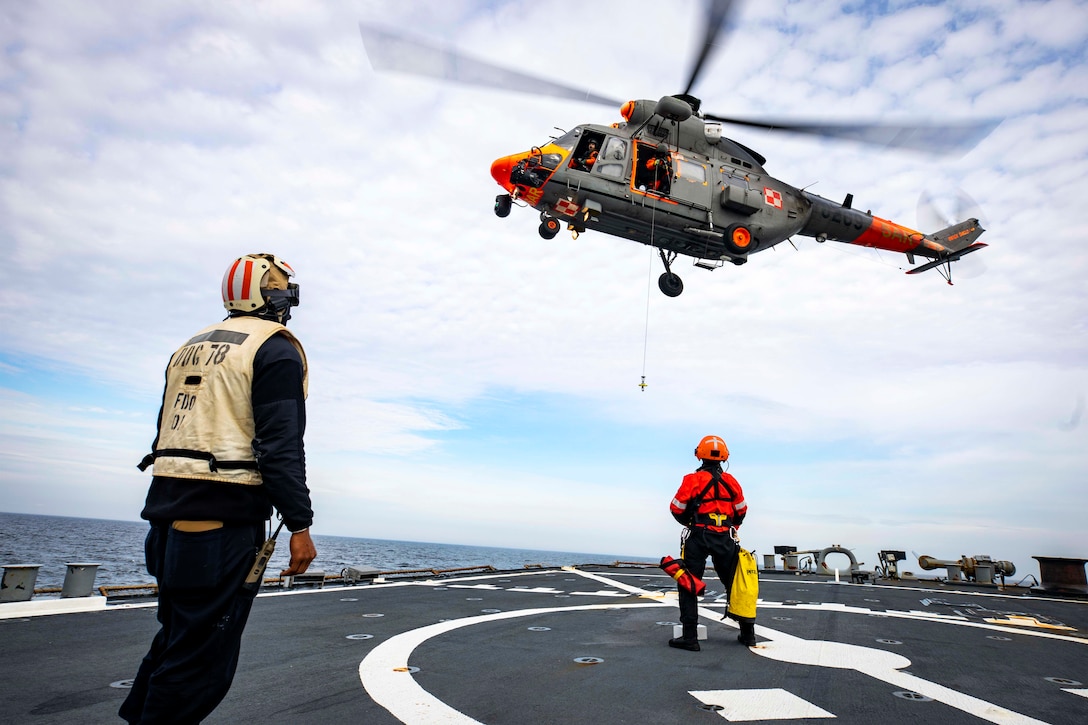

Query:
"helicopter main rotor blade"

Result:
[[683, 0, 739, 96], [702, 112, 1001, 155], [359, 23, 625, 108], [359, 21, 1000, 155]]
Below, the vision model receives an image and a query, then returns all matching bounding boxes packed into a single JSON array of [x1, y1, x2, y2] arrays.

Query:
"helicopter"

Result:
[[359, 1, 996, 297]]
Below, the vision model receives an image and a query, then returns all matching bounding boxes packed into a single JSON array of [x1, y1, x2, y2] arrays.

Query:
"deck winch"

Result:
[[918, 554, 1015, 584]]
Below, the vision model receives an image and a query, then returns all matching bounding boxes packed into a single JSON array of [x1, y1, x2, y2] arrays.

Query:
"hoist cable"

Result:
[[640, 202, 658, 391]]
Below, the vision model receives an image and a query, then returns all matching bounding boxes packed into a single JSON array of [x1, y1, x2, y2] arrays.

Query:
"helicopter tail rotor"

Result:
[[917, 189, 988, 232], [917, 189, 990, 279]]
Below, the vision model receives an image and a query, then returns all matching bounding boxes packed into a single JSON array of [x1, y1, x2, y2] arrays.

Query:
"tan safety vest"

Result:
[[149, 316, 308, 485]]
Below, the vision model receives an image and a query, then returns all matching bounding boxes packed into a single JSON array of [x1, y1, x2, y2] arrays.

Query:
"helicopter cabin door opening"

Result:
[[633, 142, 673, 196]]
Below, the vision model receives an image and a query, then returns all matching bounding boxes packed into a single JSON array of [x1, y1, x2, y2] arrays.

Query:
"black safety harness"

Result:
[[686, 468, 740, 529], [137, 450, 259, 473]]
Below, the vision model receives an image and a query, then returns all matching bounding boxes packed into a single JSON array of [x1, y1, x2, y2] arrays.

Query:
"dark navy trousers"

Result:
[[120, 522, 263, 724], [678, 527, 738, 628]]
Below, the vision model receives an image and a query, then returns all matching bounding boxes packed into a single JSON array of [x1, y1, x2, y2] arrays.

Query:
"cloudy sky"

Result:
[[2, 0, 1085, 579]]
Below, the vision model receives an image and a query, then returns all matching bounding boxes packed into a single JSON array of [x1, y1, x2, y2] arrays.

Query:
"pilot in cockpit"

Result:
[[570, 140, 599, 173]]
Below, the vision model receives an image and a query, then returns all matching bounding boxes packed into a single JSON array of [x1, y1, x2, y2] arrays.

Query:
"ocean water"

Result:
[[0, 512, 649, 590]]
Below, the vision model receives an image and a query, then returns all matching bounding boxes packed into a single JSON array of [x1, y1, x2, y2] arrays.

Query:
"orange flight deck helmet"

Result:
[[695, 435, 729, 461]]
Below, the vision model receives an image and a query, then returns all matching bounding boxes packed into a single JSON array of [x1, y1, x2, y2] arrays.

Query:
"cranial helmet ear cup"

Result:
[[264, 264, 291, 291]]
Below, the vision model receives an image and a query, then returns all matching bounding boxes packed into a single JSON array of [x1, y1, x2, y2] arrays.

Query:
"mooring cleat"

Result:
[[668, 636, 701, 652]]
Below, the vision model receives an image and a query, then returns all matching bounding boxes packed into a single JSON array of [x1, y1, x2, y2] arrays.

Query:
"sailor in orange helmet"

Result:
[[667, 435, 755, 650]]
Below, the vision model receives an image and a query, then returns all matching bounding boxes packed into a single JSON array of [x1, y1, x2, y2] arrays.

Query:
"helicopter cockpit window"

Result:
[[595, 137, 628, 178], [602, 137, 627, 161], [569, 131, 606, 173], [634, 143, 672, 195], [522, 128, 576, 172], [538, 151, 563, 171], [551, 129, 580, 151]]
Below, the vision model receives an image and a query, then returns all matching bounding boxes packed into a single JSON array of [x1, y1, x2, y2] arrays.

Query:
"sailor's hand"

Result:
[[281, 528, 317, 575]]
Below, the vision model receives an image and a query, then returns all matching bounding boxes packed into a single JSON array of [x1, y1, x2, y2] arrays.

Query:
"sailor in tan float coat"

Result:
[[151, 313, 307, 485], [122, 253, 317, 724]]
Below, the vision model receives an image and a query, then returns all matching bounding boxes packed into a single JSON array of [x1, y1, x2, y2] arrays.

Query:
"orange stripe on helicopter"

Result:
[[851, 216, 934, 254]]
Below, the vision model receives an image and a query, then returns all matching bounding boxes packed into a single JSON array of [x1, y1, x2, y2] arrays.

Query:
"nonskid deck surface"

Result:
[[1, 566, 1086, 724]]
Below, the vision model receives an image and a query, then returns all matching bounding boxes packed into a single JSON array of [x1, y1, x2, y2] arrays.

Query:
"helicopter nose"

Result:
[[490, 152, 527, 192]]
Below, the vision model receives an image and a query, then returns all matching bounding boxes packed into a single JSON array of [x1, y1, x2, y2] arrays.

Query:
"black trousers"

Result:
[[678, 526, 738, 627], [120, 522, 263, 724]]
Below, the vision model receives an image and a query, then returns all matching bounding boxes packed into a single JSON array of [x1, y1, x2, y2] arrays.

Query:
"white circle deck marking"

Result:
[[755, 637, 911, 670], [359, 601, 666, 724], [359, 569, 1065, 724]]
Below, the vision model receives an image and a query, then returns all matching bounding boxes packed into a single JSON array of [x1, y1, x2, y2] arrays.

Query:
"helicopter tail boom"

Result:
[[801, 191, 986, 260]]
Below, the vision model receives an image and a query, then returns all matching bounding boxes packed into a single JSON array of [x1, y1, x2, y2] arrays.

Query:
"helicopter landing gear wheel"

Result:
[[657, 248, 683, 297], [658, 272, 684, 297], [494, 194, 512, 218], [538, 217, 561, 240], [724, 224, 753, 255]]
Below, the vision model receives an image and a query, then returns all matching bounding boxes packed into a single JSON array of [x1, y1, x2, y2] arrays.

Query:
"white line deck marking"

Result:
[[690, 689, 834, 721], [1064, 688, 1088, 699], [753, 637, 1049, 724], [506, 587, 563, 594], [753, 600, 1088, 645]]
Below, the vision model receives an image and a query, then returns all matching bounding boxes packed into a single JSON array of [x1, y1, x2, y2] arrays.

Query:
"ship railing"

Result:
[[61, 561, 656, 601]]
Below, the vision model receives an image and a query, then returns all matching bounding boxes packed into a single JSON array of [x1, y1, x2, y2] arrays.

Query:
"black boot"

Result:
[[669, 624, 700, 651], [737, 621, 757, 647]]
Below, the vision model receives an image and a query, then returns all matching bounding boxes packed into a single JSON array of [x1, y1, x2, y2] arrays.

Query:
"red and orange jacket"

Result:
[[670, 465, 747, 533]]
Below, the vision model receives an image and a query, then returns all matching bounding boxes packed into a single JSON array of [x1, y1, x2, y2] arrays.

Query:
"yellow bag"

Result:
[[727, 548, 758, 622]]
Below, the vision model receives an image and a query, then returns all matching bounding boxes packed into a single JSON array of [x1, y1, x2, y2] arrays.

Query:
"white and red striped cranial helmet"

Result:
[[221, 253, 299, 321]]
